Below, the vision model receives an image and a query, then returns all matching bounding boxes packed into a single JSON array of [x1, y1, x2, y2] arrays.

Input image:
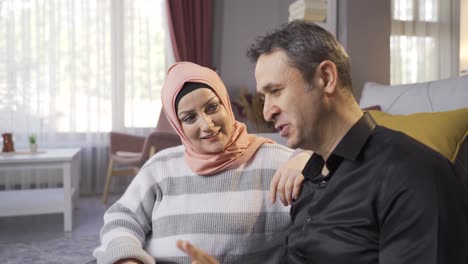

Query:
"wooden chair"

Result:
[[102, 112, 181, 204]]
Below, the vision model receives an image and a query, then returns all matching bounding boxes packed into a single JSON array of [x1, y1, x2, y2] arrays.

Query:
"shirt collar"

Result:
[[332, 112, 376, 161], [302, 112, 376, 182]]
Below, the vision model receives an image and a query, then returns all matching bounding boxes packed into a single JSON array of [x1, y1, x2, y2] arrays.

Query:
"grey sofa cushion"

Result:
[[360, 75, 468, 114]]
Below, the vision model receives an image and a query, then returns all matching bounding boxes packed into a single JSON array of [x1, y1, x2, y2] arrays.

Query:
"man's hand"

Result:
[[176, 240, 219, 264], [270, 150, 311, 206]]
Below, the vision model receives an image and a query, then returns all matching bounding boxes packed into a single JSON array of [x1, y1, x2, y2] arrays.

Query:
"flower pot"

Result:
[[29, 143, 38, 153]]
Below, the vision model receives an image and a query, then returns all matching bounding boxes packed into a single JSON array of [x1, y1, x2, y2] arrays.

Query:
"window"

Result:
[[391, 0, 453, 85], [0, 0, 167, 134]]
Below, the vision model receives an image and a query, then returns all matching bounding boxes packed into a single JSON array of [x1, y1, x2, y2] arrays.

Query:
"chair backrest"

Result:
[[140, 131, 181, 166], [156, 109, 176, 134]]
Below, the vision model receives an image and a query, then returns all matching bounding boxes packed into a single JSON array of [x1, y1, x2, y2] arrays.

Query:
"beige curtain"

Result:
[[391, 0, 456, 84], [0, 0, 169, 194]]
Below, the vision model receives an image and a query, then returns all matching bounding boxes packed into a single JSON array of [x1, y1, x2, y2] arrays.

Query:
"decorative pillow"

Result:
[[368, 108, 468, 162]]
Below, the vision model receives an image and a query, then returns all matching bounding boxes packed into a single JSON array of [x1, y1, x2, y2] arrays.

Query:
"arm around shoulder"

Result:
[[270, 148, 312, 206]]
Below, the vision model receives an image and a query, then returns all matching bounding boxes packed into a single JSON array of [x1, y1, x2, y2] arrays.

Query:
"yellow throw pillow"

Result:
[[368, 108, 468, 162]]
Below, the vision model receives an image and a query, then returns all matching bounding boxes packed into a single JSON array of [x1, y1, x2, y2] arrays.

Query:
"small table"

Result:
[[0, 148, 81, 231]]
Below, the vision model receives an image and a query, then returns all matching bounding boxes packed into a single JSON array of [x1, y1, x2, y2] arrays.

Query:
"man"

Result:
[[178, 21, 468, 263]]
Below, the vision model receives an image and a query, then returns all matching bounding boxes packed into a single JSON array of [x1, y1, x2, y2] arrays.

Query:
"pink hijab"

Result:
[[161, 61, 274, 176]]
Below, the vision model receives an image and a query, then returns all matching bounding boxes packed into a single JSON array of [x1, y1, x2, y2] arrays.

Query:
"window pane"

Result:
[[390, 36, 436, 84], [123, 0, 165, 128], [393, 0, 414, 21], [419, 0, 438, 22], [0, 0, 113, 133], [0, 0, 166, 134]]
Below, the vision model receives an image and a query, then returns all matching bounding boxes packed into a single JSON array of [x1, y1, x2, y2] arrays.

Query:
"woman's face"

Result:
[[177, 88, 233, 154]]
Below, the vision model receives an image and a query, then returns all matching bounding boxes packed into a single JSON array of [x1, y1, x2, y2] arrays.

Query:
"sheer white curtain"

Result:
[[391, 0, 455, 84], [0, 0, 169, 194]]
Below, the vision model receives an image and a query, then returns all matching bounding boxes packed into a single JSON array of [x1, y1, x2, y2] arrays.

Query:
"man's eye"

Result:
[[271, 88, 281, 94]]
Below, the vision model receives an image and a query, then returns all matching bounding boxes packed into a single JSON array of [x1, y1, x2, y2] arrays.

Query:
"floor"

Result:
[[0, 194, 120, 264]]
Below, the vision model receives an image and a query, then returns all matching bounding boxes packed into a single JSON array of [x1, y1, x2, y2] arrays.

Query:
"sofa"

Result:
[[359, 75, 468, 191]]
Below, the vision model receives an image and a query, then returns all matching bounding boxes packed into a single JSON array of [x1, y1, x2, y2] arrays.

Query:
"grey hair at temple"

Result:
[[246, 20, 352, 90]]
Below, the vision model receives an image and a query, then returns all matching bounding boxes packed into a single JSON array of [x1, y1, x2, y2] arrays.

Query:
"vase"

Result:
[[2, 133, 15, 152], [29, 143, 38, 153]]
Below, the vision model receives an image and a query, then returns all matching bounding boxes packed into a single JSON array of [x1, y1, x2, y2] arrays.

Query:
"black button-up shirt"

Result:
[[285, 113, 468, 264]]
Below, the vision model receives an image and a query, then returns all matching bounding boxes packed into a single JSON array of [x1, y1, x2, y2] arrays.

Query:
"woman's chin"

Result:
[[204, 144, 225, 154], [199, 139, 228, 154]]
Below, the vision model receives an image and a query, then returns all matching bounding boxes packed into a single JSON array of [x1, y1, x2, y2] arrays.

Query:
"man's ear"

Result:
[[316, 60, 338, 95]]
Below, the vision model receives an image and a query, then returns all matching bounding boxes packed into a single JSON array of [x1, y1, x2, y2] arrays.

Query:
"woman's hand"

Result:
[[270, 150, 311, 206], [176, 240, 219, 264]]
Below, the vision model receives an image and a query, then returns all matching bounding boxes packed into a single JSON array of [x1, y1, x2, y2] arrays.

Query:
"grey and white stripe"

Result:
[[94, 144, 293, 264]]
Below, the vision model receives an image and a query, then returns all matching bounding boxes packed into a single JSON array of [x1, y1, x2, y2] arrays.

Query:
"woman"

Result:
[[93, 62, 308, 264]]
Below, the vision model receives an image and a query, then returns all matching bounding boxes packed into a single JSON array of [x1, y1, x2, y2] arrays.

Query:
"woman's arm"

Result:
[[93, 168, 158, 264], [270, 149, 312, 206]]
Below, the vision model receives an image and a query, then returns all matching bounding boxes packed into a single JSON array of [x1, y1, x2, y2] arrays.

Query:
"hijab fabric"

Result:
[[161, 61, 274, 175]]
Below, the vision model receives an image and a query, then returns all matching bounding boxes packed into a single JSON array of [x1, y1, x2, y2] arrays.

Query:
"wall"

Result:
[[212, 0, 391, 101], [337, 0, 390, 100], [212, 0, 293, 99]]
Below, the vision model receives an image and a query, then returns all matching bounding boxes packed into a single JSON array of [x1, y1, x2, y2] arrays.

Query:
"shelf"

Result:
[[0, 188, 66, 217]]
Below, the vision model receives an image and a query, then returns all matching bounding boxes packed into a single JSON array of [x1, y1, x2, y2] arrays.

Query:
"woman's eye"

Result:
[[206, 103, 219, 113], [182, 114, 196, 124]]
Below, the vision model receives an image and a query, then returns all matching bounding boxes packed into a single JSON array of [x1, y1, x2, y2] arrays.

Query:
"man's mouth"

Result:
[[276, 124, 289, 137]]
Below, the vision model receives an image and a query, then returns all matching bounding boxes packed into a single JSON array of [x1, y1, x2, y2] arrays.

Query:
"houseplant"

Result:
[[234, 88, 275, 133], [29, 134, 38, 153]]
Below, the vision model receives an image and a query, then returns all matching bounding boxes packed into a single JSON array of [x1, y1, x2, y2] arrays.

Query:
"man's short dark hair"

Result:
[[247, 20, 352, 89]]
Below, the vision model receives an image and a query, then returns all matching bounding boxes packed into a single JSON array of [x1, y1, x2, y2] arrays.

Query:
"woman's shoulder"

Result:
[[260, 142, 293, 153], [138, 145, 191, 181], [242, 143, 293, 170], [254, 143, 294, 160], [144, 145, 185, 167]]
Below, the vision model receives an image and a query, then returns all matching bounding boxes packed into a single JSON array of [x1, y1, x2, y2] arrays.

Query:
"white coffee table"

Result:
[[0, 148, 81, 231]]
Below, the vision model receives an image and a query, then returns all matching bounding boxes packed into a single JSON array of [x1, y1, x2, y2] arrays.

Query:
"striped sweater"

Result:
[[93, 143, 293, 264]]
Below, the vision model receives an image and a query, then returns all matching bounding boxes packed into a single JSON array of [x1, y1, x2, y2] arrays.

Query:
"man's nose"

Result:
[[263, 97, 279, 123]]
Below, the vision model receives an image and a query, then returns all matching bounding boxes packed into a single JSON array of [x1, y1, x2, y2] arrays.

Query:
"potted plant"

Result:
[[29, 134, 38, 153]]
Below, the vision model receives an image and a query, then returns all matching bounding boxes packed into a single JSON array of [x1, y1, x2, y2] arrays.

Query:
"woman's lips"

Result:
[[201, 130, 220, 140]]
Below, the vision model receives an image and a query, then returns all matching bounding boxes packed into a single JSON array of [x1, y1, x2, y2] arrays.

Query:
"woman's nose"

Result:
[[200, 114, 214, 130]]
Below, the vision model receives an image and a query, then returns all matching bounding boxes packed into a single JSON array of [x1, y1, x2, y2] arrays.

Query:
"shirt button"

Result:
[[319, 180, 327, 188], [306, 218, 312, 224]]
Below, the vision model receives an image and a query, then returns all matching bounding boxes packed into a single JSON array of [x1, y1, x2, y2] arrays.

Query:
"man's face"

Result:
[[255, 50, 326, 150]]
